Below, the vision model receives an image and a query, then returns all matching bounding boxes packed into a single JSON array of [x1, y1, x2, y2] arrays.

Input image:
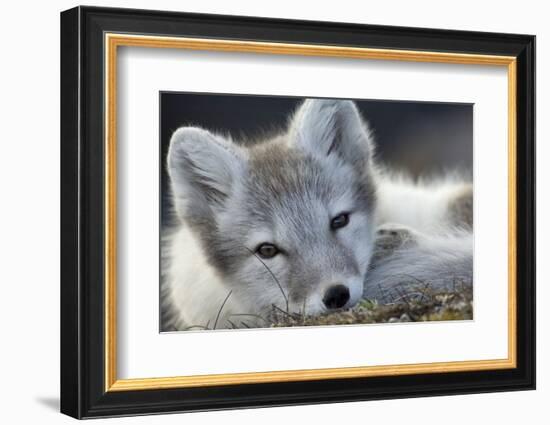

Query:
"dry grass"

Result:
[[268, 285, 473, 328], [181, 280, 473, 330]]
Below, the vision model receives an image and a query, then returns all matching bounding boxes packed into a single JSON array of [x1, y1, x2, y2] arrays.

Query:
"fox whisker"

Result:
[[213, 290, 233, 330], [242, 245, 289, 313]]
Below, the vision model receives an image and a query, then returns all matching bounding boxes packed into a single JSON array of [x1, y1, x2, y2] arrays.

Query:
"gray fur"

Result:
[[364, 225, 472, 303], [164, 99, 376, 329], [163, 98, 473, 330]]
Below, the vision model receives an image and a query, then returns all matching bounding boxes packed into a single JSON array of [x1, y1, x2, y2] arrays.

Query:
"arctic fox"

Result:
[[162, 99, 473, 331]]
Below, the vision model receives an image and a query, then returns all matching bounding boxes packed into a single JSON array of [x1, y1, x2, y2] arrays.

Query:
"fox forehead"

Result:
[[243, 142, 370, 212]]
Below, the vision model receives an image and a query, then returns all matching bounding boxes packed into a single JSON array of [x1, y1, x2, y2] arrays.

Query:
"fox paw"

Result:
[[376, 223, 417, 246], [371, 223, 419, 263]]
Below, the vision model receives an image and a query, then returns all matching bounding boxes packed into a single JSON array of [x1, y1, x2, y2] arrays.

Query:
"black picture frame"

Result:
[[60, 5, 535, 419]]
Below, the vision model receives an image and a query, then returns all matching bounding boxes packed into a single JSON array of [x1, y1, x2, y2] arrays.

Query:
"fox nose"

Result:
[[323, 284, 350, 309]]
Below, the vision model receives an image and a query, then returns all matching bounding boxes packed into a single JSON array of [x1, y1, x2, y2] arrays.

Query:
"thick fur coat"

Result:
[[162, 99, 473, 331]]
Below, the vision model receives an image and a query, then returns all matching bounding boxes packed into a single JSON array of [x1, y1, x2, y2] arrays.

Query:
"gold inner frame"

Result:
[[104, 33, 517, 392]]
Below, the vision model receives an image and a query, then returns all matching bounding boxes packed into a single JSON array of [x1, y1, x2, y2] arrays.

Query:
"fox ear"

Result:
[[289, 99, 373, 170], [167, 127, 244, 220]]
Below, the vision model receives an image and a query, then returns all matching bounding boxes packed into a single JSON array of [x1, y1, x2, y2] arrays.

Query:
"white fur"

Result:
[[164, 225, 248, 330], [163, 172, 470, 328], [374, 173, 471, 233], [364, 228, 473, 302], [162, 99, 472, 330], [364, 173, 473, 302]]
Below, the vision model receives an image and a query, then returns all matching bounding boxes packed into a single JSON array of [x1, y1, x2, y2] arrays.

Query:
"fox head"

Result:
[[167, 99, 377, 317]]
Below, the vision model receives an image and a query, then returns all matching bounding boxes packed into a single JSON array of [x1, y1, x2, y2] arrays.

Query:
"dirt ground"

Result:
[[268, 285, 473, 328]]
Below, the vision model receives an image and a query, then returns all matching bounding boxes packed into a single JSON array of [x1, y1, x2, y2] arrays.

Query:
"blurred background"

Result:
[[160, 93, 473, 224]]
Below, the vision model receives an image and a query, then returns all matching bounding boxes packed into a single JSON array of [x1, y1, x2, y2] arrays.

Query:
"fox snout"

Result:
[[322, 284, 350, 309]]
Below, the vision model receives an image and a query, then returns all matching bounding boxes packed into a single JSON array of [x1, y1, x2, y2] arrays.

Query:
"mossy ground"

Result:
[[267, 286, 473, 328], [183, 283, 473, 331]]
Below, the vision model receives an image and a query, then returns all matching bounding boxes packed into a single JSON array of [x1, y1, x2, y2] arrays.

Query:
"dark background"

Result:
[[160, 93, 473, 224]]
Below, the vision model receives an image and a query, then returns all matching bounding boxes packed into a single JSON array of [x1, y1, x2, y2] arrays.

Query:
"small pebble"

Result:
[[400, 313, 411, 322]]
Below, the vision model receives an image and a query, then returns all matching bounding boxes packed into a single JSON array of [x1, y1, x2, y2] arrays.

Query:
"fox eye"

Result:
[[330, 213, 350, 230], [256, 243, 279, 259]]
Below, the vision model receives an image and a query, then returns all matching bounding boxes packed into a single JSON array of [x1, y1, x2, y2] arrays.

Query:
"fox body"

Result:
[[162, 99, 472, 331]]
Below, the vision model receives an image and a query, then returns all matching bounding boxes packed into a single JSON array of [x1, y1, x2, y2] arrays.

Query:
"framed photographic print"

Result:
[[60, 6, 536, 419]]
